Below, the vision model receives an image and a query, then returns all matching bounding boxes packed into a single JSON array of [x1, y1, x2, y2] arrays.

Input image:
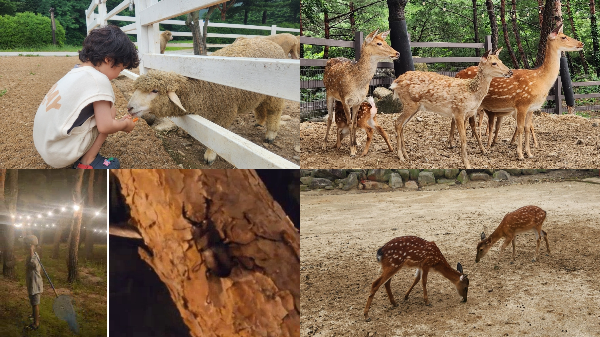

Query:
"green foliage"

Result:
[[0, 88, 7, 97], [0, 12, 65, 48], [0, 0, 17, 15]]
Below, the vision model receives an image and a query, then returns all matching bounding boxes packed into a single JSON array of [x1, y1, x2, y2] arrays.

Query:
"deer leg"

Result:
[[512, 237, 516, 261], [364, 266, 400, 321], [350, 104, 360, 157], [524, 109, 534, 158], [542, 230, 550, 254], [515, 107, 527, 160], [531, 123, 539, 148], [384, 279, 398, 307], [497, 237, 512, 263], [454, 111, 471, 169], [336, 125, 346, 150], [404, 268, 422, 300], [361, 126, 374, 156], [421, 268, 430, 305], [449, 118, 456, 149], [477, 108, 484, 138], [322, 95, 335, 149], [469, 115, 486, 154], [394, 103, 418, 161], [485, 111, 494, 146], [375, 123, 394, 152], [492, 115, 503, 147]]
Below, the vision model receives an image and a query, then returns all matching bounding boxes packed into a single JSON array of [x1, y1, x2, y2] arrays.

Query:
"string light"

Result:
[[48, 212, 52, 216], [61, 207, 66, 212], [37, 214, 42, 218], [27, 216, 31, 220], [95, 211, 100, 216], [73, 204, 80, 211], [11, 215, 15, 219]]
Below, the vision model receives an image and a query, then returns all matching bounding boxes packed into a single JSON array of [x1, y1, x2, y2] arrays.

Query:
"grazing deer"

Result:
[[333, 96, 394, 156], [390, 50, 512, 169], [322, 29, 399, 156], [476, 205, 550, 263], [454, 24, 583, 159], [364, 236, 469, 321]]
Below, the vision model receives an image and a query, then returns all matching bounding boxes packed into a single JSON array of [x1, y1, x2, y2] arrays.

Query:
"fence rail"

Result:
[[87, 0, 299, 169]]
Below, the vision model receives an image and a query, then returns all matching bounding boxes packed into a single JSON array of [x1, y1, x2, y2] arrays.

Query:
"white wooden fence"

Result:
[[85, 0, 300, 169]]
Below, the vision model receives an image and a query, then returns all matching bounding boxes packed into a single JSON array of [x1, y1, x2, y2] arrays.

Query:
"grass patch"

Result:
[[164, 46, 194, 51], [0, 243, 107, 336], [0, 89, 7, 97], [0, 45, 81, 52], [576, 111, 591, 118]]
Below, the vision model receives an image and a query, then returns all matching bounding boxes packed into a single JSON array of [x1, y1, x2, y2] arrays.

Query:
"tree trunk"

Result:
[[511, 0, 530, 68], [84, 170, 95, 260], [262, 10, 267, 24], [0, 169, 5, 199], [472, 0, 480, 57], [388, 0, 414, 77], [186, 11, 202, 55], [485, 0, 499, 51], [500, 0, 520, 68], [536, 0, 557, 67], [52, 219, 64, 259], [324, 11, 329, 59], [3, 170, 18, 278], [201, 6, 216, 56], [350, 2, 356, 36], [565, 0, 588, 73], [538, 0, 545, 26], [591, 0, 600, 76], [243, 9, 248, 25], [112, 169, 299, 337], [67, 170, 85, 283]]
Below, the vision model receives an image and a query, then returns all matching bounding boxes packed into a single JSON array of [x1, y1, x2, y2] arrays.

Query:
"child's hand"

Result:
[[121, 116, 135, 133]]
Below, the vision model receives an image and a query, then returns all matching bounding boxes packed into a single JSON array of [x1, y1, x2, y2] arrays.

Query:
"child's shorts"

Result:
[[29, 293, 40, 306]]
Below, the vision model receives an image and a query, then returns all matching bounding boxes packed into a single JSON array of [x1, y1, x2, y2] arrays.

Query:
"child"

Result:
[[23, 235, 43, 331], [33, 25, 139, 169]]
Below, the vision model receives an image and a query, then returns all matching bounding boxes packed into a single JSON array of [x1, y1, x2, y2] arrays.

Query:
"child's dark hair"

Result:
[[79, 25, 139, 69]]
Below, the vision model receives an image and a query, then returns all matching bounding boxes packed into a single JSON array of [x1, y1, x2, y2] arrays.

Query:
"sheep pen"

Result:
[[0, 56, 299, 168]]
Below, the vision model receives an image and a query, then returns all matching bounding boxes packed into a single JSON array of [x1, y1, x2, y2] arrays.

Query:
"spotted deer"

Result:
[[476, 205, 550, 263], [364, 236, 469, 321], [390, 49, 512, 169], [333, 97, 393, 156], [322, 29, 399, 156], [453, 24, 583, 159]]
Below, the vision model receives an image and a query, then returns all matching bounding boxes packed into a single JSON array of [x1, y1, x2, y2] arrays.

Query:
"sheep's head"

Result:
[[127, 71, 188, 117], [162, 30, 173, 41]]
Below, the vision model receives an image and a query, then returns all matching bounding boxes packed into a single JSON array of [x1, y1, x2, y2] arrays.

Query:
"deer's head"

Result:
[[479, 49, 512, 78], [455, 262, 469, 302], [475, 232, 493, 263], [548, 23, 584, 52], [363, 29, 400, 61]]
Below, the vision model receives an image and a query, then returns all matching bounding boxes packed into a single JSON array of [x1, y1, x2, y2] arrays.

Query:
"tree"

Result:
[[535, 0, 557, 67], [564, 0, 587, 73], [387, 0, 414, 77], [66, 170, 84, 283], [511, 0, 529, 68], [112, 169, 299, 337], [500, 0, 520, 68], [0, 0, 16, 15], [591, 0, 600, 75], [186, 11, 204, 55], [485, 0, 499, 51], [84, 170, 95, 260], [3, 170, 18, 279], [472, 0, 480, 57]]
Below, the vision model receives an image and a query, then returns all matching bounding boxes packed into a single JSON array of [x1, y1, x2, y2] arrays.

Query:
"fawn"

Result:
[[454, 24, 583, 159], [364, 236, 469, 321], [390, 49, 512, 169], [323, 29, 399, 157], [333, 96, 394, 156], [476, 205, 550, 263]]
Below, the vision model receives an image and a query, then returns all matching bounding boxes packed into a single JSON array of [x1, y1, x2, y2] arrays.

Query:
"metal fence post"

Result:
[[484, 35, 492, 52], [354, 31, 363, 61]]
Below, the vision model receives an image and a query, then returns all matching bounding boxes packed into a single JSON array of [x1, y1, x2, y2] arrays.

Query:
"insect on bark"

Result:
[[182, 200, 234, 278]]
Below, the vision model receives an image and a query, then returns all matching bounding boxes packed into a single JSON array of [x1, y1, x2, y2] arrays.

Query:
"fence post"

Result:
[[554, 76, 562, 114], [354, 31, 363, 62], [271, 25, 277, 35], [484, 35, 492, 52], [98, 0, 107, 27], [135, 0, 150, 74]]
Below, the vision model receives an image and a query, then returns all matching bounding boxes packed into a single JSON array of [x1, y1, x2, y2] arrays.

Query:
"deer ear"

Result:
[[379, 30, 391, 39], [457, 262, 463, 274], [481, 232, 486, 240], [365, 29, 379, 44], [549, 23, 563, 39], [167, 91, 186, 112], [494, 47, 503, 55], [481, 50, 491, 61]]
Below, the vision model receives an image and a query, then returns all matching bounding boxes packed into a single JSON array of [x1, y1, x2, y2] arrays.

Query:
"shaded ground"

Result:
[[0, 244, 107, 336], [301, 172, 600, 336], [0, 56, 299, 168], [301, 111, 600, 169]]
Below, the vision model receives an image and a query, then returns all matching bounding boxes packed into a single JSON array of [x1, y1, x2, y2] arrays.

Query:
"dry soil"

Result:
[[301, 111, 600, 169], [300, 171, 600, 336]]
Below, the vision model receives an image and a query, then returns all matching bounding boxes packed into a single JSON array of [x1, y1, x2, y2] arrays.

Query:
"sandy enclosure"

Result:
[[0, 56, 299, 168], [301, 173, 600, 336], [301, 111, 600, 169]]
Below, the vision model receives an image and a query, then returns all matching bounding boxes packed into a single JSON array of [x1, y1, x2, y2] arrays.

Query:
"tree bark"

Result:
[[262, 10, 267, 24], [485, 0, 499, 51], [186, 11, 203, 55], [500, 0, 520, 68], [388, 0, 414, 76], [201, 6, 216, 56], [0, 169, 5, 200], [591, 0, 600, 76], [472, 0, 480, 57], [84, 170, 95, 260], [324, 11, 329, 59], [67, 170, 84, 283], [112, 169, 299, 337], [3, 169, 18, 278], [511, 0, 530, 68], [538, 0, 545, 26], [536, 0, 557, 67], [243, 9, 248, 25], [565, 0, 588, 73]]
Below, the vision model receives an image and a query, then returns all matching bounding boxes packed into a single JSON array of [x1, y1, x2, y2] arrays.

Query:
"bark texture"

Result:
[[500, 0, 519, 68], [511, 0, 530, 68], [536, 0, 557, 67], [113, 169, 299, 337], [2, 170, 18, 278], [67, 170, 84, 283], [485, 0, 499, 51], [84, 170, 95, 260]]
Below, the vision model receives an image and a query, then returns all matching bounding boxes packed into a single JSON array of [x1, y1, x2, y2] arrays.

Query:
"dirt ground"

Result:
[[0, 56, 299, 168], [300, 170, 600, 336], [301, 111, 600, 169]]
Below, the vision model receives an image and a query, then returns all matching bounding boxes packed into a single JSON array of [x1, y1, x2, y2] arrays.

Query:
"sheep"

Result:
[[127, 38, 286, 165], [160, 30, 173, 54], [234, 33, 300, 59]]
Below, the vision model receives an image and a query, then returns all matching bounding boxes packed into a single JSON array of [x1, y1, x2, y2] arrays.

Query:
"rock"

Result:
[[470, 172, 490, 181], [492, 170, 510, 181], [293, 156, 300, 161], [575, 139, 584, 145], [375, 93, 403, 114], [417, 171, 436, 187], [300, 176, 313, 185], [396, 169, 410, 182], [423, 169, 445, 179], [389, 173, 404, 188], [280, 114, 292, 121], [340, 173, 359, 191], [313, 169, 346, 180], [416, 117, 423, 122], [363, 181, 390, 190], [504, 169, 522, 176], [300, 170, 312, 177], [408, 169, 420, 181], [484, 169, 495, 175], [436, 178, 456, 186], [456, 170, 469, 184], [522, 169, 537, 175], [537, 169, 548, 173], [404, 181, 419, 190], [300, 185, 309, 191], [324, 186, 334, 190], [294, 145, 301, 153], [367, 169, 393, 182], [444, 169, 460, 179], [153, 117, 178, 132], [592, 122, 598, 127], [373, 86, 393, 99], [309, 178, 332, 189]]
